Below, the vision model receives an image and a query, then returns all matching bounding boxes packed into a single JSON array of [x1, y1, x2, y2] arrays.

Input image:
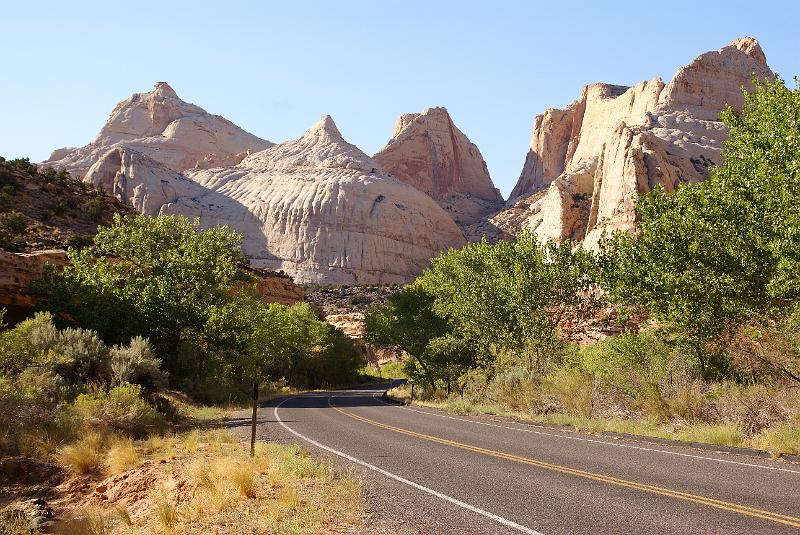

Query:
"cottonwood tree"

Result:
[[598, 77, 800, 378], [419, 232, 594, 375]]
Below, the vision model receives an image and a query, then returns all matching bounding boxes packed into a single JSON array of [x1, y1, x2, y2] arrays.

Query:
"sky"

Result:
[[1, 1, 798, 198]]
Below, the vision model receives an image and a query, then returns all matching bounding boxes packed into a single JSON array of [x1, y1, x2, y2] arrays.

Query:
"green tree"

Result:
[[598, 77, 800, 377], [419, 232, 594, 375], [33, 214, 245, 379], [364, 285, 455, 389]]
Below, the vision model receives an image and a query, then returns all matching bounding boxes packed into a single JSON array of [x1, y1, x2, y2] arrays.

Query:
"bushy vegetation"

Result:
[[370, 77, 800, 455], [28, 213, 362, 401], [0, 311, 166, 456]]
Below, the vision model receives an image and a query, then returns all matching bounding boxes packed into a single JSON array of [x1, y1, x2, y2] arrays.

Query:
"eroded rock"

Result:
[[497, 37, 773, 249]]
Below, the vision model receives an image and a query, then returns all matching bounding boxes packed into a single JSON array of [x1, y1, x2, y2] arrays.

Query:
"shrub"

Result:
[[0, 211, 27, 247], [47, 327, 111, 386], [0, 312, 50, 374], [0, 186, 14, 212], [71, 384, 160, 433], [66, 234, 94, 250], [47, 199, 69, 217], [110, 336, 167, 391], [83, 197, 107, 222]]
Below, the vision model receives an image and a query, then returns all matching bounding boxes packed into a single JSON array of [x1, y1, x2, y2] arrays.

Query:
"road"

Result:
[[263, 383, 800, 534]]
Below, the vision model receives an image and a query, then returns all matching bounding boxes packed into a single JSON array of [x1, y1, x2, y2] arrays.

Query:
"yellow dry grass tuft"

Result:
[[57, 432, 104, 475], [56, 507, 117, 535], [678, 423, 744, 447], [105, 438, 141, 475], [755, 423, 800, 457]]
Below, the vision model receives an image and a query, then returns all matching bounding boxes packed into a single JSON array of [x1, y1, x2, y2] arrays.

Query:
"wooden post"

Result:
[[410, 382, 415, 402], [250, 381, 259, 457]]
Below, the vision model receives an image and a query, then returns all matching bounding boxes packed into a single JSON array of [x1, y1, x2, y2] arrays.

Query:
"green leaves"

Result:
[[598, 77, 800, 378], [365, 231, 596, 385]]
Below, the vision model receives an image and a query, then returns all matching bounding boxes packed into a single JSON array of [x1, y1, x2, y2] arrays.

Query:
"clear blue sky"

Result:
[[2, 1, 797, 198]]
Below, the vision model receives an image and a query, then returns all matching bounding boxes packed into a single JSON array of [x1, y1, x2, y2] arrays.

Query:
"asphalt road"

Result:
[[263, 383, 800, 534]]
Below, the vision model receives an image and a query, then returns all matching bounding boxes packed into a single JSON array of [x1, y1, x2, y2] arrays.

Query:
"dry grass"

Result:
[[57, 432, 104, 475], [678, 423, 745, 447], [135, 431, 364, 534], [105, 438, 141, 475], [755, 423, 800, 457], [56, 507, 117, 535], [154, 492, 178, 532]]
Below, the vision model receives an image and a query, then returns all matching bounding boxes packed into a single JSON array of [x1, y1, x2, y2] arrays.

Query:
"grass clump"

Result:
[[105, 438, 141, 475], [756, 423, 800, 457], [677, 423, 745, 447], [154, 492, 178, 532], [56, 507, 117, 535], [57, 433, 104, 475]]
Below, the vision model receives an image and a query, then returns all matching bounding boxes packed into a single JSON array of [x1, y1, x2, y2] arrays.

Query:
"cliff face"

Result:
[[373, 107, 503, 229], [497, 38, 773, 249], [85, 117, 466, 284], [0, 250, 68, 324], [43, 82, 272, 179]]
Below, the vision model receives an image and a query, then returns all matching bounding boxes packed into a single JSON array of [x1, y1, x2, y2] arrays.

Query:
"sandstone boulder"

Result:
[[373, 107, 503, 229], [43, 82, 272, 179], [497, 37, 773, 249]]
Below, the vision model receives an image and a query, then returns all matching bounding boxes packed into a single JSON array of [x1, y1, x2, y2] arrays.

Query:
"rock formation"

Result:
[[235, 269, 305, 306], [373, 107, 503, 229], [43, 82, 272, 179], [85, 116, 466, 284], [325, 312, 405, 367], [0, 250, 68, 324], [496, 37, 773, 249]]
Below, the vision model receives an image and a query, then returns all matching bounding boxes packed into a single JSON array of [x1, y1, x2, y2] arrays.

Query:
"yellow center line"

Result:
[[331, 404, 800, 529]]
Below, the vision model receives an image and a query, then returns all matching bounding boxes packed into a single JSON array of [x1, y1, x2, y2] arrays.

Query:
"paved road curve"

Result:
[[267, 383, 800, 534]]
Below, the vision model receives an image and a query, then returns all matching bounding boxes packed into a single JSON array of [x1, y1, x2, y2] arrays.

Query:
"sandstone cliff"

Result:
[[496, 37, 773, 249], [373, 107, 503, 229], [85, 117, 466, 284], [0, 250, 67, 324], [43, 82, 272, 178], [325, 312, 405, 366]]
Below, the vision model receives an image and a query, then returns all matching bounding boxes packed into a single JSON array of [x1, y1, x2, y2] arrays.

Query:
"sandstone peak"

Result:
[[373, 106, 502, 229], [302, 115, 344, 142], [152, 81, 179, 99], [43, 83, 272, 179], [247, 116, 378, 173], [729, 37, 767, 64]]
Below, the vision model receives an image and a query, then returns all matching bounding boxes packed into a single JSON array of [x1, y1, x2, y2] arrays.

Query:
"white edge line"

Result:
[[273, 396, 544, 535], [371, 393, 800, 475]]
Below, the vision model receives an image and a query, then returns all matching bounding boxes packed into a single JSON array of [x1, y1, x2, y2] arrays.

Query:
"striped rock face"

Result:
[[85, 116, 466, 284], [495, 37, 773, 249]]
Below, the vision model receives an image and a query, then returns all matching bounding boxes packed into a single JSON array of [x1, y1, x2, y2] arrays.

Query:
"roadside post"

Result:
[[410, 382, 415, 402], [250, 381, 259, 457]]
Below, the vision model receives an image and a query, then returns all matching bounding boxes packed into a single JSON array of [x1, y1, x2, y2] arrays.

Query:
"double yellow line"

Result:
[[331, 405, 800, 529]]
